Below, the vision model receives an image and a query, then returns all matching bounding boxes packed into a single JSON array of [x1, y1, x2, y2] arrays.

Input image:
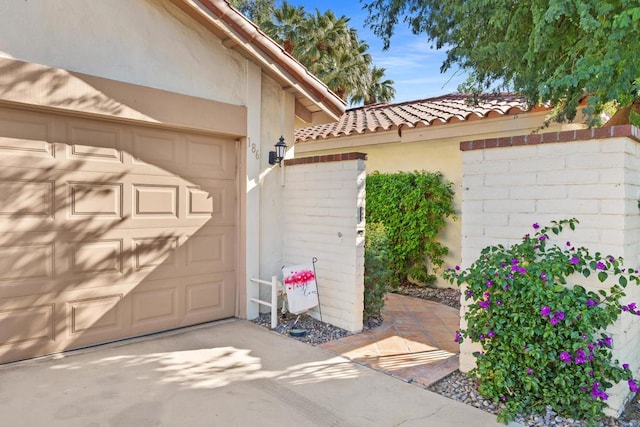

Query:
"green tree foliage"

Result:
[[230, 0, 396, 105], [363, 0, 640, 124], [366, 171, 456, 286], [363, 223, 392, 321], [228, 0, 275, 26]]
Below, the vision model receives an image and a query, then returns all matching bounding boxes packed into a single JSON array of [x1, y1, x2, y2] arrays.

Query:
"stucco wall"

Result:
[[0, 0, 247, 106], [296, 113, 580, 287], [459, 128, 640, 416], [0, 0, 306, 321], [281, 155, 366, 332]]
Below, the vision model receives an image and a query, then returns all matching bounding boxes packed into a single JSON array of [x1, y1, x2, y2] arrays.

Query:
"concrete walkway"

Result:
[[320, 293, 460, 387], [0, 319, 508, 426]]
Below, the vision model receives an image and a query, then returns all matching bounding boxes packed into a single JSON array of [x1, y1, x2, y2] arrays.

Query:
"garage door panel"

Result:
[[129, 286, 181, 335], [66, 120, 124, 164], [0, 109, 55, 159], [132, 236, 180, 271], [184, 272, 236, 324], [186, 180, 236, 226], [0, 106, 238, 364], [0, 293, 61, 363], [131, 129, 185, 172], [0, 304, 55, 346], [64, 293, 132, 350], [185, 226, 236, 275], [133, 184, 179, 218], [185, 135, 236, 179]]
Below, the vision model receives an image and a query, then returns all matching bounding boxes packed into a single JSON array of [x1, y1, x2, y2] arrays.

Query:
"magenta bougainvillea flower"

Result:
[[540, 306, 551, 317], [559, 351, 572, 364]]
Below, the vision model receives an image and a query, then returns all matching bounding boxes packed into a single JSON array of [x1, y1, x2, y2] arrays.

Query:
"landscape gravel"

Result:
[[251, 287, 639, 425]]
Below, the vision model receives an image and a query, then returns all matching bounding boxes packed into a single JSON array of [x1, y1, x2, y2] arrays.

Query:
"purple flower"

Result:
[[483, 292, 490, 298], [478, 300, 490, 310], [559, 351, 572, 364], [554, 311, 565, 321], [533, 223, 540, 229], [455, 265, 460, 271], [527, 368, 533, 375], [454, 332, 462, 343], [622, 305, 630, 312], [596, 261, 606, 270], [540, 272, 547, 280], [517, 267, 527, 274], [570, 256, 580, 265], [511, 258, 519, 265], [550, 317, 559, 326], [539, 235, 546, 241], [479, 334, 485, 340], [465, 289, 473, 297], [589, 370, 595, 377], [488, 330, 495, 338], [566, 241, 571, 246], [598, 336, 613, 347], [591, 382, 609, 400], [587, 299, 598, 307], [496, 300, 503, 306], [486, 280, 493, 287], [540, 306, 551, 317], [623, 363, 630, 370], [503, 285, 510, 291], [629, 379, 640, 393], [587, 342, 596, 351], [575, 349, 587, 364], [629, 302, 637, 311]]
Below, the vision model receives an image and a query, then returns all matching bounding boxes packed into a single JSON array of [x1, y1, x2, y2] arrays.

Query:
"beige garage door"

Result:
[[0, 106, 237, 364]]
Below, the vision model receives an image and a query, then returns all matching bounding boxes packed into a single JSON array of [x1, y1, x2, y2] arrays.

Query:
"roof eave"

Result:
[[170, 0, 346, 122]]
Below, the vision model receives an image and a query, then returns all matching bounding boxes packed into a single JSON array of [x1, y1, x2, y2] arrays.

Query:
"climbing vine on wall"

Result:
[[366, 170, 456, 286]]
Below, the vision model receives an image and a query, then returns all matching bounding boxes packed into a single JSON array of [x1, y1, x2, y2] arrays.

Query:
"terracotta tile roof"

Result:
[[295, 93, 546, 142]]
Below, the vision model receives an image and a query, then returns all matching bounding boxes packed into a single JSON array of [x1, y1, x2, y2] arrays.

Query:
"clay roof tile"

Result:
[[295, 93, 544, 143]]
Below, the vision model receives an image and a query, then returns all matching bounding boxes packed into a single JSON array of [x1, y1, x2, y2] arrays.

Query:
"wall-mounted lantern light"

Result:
[[268, 136, 287, 166]]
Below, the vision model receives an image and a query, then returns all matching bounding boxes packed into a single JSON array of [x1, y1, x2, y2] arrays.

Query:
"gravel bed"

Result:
[[428, 370, 639, 426], [392, 284, 461, 309], [251, 311, 352, 345]]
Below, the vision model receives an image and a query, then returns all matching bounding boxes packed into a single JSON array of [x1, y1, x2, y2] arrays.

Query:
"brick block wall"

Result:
[[281, 153, 366, 332], [459, 126, 640, 416]]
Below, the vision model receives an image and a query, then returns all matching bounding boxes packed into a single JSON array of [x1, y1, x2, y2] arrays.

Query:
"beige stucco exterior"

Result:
[[296, 112, 585, 287], [0, 0, 353, 359]]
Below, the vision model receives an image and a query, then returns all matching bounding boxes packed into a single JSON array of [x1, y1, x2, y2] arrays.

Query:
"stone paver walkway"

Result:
[[319, 293, 460, 388]]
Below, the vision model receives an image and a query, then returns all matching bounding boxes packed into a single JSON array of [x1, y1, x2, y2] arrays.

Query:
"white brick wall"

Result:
[[460, 135, 640, 416], [282, 157, 366, 332]]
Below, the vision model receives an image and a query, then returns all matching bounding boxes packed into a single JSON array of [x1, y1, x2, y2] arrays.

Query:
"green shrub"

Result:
[[366, 170, 456, 287], [444, 219, 640, 424], [364, 222, 392, 321]]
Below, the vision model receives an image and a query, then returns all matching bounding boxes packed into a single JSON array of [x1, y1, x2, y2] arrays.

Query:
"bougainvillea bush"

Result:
[[444, 219, 640, 424]]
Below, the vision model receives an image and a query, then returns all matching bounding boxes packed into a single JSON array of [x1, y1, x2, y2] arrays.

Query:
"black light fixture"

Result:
[[268, 136, 287, 166]]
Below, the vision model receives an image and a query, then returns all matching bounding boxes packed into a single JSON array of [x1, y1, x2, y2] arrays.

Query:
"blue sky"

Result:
[[291, 0, 467, 104]]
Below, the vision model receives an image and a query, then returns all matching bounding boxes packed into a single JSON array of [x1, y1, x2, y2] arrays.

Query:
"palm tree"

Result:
[[261, 1, 305, 54], [352, 66, 396, 105], [243, 1, 396, 105]]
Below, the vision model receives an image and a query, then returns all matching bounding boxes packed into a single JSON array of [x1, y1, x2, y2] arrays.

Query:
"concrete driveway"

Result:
[[0, 320, 508, 426]]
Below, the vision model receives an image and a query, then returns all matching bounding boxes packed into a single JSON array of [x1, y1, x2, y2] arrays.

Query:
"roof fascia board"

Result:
[[170, 0, 345, 121]]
